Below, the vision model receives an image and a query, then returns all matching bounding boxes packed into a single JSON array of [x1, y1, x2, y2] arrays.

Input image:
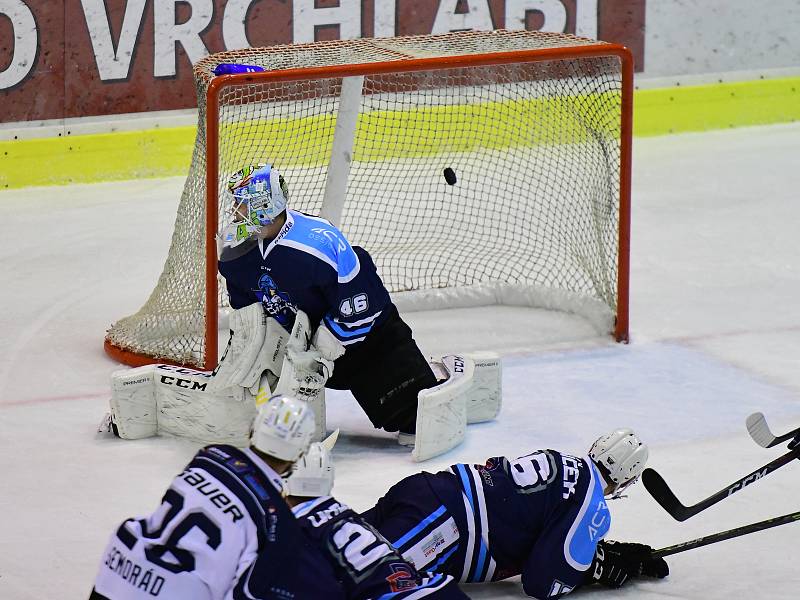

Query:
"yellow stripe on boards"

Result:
[[634, 77, 800, 137], [2, 77, 797, 189], [0, 127, 196, 189]]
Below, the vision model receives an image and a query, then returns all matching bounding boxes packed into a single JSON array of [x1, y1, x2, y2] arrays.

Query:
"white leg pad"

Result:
[[110, 364, 256, 446], [110, 365, 158, 439], [412, 355, 472, 462], [154, 365, 254, 446], [463, 351, 502, 423]]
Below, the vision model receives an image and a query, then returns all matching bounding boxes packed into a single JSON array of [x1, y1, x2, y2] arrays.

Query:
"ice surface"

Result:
[[1, 124, 799, 599]]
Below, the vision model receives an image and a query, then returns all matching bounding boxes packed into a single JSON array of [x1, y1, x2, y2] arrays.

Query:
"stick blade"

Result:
[[747, 412, 779, 448], [642, 468, 693, 522]]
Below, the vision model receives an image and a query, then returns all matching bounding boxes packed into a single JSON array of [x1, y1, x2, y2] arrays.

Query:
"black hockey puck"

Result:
[[443, 167, 457, 185]]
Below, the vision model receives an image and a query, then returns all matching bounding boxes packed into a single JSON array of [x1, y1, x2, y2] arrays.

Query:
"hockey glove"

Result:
[[587, 540, 669, 588]]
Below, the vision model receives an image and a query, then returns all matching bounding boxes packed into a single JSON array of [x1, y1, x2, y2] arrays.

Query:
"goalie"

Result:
[[103, 163, 501, 460]]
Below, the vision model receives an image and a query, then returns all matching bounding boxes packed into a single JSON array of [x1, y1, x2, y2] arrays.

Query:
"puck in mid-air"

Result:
[[443, 167, 457, 185]]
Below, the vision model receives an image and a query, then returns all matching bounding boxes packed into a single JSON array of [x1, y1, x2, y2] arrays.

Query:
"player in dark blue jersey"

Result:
[[361, 429, 668, 599], [217, 164, 437, 437], [283, 436, 471, 599], [90, 395, 340, 600], [102, 165, 498, 457]]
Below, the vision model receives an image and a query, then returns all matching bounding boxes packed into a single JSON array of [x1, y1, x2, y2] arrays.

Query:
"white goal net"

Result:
[[105, 29, 632, 369]]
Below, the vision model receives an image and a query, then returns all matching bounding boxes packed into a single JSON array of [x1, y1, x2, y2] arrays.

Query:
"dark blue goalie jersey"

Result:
[[364, 451, 610, 599], [218, 210, 392, 346], [292, 496, 470, 600]]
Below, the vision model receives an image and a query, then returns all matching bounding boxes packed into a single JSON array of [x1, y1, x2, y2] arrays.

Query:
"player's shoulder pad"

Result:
[[562, 456, 611, 571], [191, 445, 283, 507], [279, 210, 360, 283]]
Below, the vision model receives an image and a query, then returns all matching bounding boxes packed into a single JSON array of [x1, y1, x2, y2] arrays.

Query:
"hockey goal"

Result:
[[105, 29, 633, 370]]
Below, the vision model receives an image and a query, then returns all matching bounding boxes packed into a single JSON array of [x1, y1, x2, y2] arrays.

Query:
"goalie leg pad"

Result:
[[110, 365, 158, 439], [111, 364, 256, 446], [154, 365, 254, 446], [463, 351, 502, 423], [412, 355, 472, 462]]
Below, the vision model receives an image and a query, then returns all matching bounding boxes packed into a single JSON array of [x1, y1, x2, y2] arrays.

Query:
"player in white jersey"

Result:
[[90, 394, 333, 600]]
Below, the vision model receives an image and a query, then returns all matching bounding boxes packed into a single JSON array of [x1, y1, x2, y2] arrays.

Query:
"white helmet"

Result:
[[589, 428, 648, 497], [251, 394, 315, 462], [285, 430, 338, 498]]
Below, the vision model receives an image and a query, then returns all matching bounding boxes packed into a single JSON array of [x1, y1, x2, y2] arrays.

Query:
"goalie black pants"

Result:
[[326, 303, 437, 433]]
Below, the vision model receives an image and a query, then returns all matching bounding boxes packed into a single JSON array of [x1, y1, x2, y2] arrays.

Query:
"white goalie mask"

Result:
[[221, 163, 289, 247], [284, 431, 338, 498], [251, 394, 315, 463], [589, 428, 648, 498]]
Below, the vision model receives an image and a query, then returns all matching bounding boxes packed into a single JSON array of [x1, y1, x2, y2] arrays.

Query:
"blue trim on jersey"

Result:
[[454, 464, 492, 582], [454, 464, 475, 512], [453, 464, 500, 583], [564, 458, 611, 570], [376, 573, 446, 600], [324, 313, 375, 339], [392, 505, 447, 549], [430, 544, 459, 572], [280, 211, 360, 282]]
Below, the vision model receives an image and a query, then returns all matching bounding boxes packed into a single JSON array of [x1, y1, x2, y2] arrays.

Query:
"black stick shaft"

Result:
[[652, 510, 800, 558], [689, 449, 798, 511], [644, 448, 800, 521]]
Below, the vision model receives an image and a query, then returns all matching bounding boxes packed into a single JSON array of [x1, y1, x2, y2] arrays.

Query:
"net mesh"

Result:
[[105, 30, 628, 369]]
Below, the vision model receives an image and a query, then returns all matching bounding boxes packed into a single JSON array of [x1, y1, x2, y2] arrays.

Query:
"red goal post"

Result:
[[104, 30, 633, 371]]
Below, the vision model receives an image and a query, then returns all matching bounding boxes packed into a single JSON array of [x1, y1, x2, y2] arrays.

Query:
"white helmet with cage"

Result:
[[284, 430, 338, 498], [589, 428, 648, 498], [251, 394, 315, 463], [221, 163, 289, 247]]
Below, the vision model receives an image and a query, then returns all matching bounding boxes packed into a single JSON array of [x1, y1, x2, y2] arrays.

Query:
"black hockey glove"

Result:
[[586, 540, 669, 588]]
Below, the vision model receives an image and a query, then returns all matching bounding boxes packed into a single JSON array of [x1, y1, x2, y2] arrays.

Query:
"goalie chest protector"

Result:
[[219, 209, 391, 345]]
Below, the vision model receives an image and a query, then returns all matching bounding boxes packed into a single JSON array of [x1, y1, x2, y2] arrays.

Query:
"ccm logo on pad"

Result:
[[159, 376, 207, 391]]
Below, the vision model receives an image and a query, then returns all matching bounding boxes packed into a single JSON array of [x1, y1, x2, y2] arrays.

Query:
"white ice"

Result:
[[1, 123, 800, 599]]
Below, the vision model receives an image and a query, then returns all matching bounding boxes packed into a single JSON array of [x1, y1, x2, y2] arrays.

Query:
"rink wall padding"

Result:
[[1, 77, 798, 190]]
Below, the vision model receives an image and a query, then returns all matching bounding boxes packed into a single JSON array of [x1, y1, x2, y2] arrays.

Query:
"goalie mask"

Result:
[[251, 394, 315, 463], [589, 428, 648, 499], [221, 163, 289, 246]]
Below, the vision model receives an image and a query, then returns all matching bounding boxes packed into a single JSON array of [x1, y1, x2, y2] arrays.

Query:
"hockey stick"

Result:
[[650, 509, 800, 558], [746, 412, 800, 448], [642, 448, 800, 521]]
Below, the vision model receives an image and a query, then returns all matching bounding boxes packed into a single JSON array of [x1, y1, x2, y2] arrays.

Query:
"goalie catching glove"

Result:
[[587, 540, 669, 588]]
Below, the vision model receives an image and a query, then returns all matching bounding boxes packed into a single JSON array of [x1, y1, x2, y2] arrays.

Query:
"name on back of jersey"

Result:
[[307, 501, 348, 528], [103, 544, 166, 596], [180, 468, 244, 523]]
